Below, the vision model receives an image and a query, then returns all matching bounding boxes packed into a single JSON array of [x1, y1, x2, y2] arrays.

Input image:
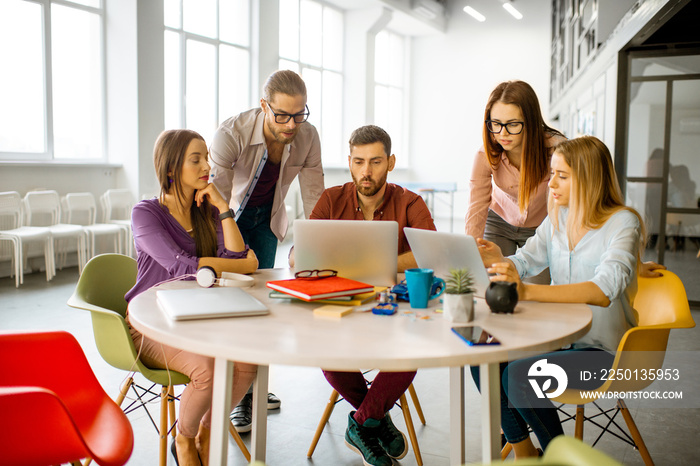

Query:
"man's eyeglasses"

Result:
[[265, 100, 310, 124], [486, 120, 524, 135], [294, 269, 338, 279]]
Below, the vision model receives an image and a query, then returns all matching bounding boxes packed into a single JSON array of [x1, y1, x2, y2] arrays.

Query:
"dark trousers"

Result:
[[322, 370, 416, 425], [237, 203, 278, 269], [484, 209, 549, 284]]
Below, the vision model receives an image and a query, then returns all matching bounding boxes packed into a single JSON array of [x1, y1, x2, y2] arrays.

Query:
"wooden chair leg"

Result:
[[399, 393, 423, 466], [115, 376, 133, 407], [229, 422, 251, 462], [159, 386, 169, 466], [575, 405, 585, 439], [168, 386, 177, 438], [407, 383, 426, 425], [307, 389, 340, 458], [501, 442, 513, 460], [618, 399, 654, 466]]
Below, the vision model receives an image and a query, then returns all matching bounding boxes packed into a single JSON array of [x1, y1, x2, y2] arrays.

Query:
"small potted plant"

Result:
[[443, 268, 475, 323]]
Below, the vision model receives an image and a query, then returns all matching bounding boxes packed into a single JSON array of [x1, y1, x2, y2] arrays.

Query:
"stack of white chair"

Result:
[[0, 191, 55, 287], [63, 192, 126, 260], [100, 189, 135, 257], [23, 190, 88, 274]]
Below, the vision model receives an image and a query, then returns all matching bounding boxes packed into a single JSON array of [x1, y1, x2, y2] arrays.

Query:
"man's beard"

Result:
[[267, 121, 299, 144], [352, 173, 387, 197]]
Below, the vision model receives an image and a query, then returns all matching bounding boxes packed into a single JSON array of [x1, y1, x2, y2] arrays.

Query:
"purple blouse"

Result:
[[125, 198, 249, 302]]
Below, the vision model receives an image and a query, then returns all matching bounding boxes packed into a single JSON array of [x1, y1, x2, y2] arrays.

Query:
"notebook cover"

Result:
[[265, 276, 374, 301], [268, 287, 386, 306]]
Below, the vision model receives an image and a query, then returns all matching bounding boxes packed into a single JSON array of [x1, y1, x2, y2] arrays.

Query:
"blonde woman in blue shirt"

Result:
[[478, 136, 645, 458]]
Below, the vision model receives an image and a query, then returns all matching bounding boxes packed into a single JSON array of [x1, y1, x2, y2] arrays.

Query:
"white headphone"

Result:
[[196, 266, 254, 288]]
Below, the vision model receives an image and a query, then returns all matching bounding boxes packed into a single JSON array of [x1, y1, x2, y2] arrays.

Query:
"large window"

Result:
[[278, 0, 344, 165], [164, 0, 252, 143], [374, 29, 407, 165], [0, 0, 104, 161]]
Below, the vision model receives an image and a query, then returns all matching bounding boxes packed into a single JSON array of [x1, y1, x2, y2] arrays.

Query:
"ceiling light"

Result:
[[502, 2, 523, 20], [463, 5, 486, 22]]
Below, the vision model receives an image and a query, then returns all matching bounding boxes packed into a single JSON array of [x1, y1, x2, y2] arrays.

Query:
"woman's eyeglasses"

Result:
[[294, 269, 338, 279], [485, 120, 524, 135]]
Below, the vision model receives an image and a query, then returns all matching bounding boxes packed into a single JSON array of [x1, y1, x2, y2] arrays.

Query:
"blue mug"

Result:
[[404, 268, 445, 309]]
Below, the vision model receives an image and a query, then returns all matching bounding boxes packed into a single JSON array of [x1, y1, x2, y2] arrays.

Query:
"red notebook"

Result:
[[266, 276, 374, 301]]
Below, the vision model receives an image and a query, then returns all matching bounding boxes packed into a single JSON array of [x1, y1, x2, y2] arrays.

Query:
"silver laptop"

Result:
[[404, 227, 491, 297], [293, 219, 399, 287], [156, 287, 269, 321]]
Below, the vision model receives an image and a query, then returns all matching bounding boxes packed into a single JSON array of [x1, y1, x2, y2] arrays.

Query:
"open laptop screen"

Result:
[[293, 219, 399, 287], [404, 227, 491, 297]]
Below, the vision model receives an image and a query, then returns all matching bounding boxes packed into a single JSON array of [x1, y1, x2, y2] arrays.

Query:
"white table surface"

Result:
[[128, 268, 592, 465]]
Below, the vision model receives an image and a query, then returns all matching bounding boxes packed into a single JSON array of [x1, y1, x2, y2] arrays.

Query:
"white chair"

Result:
[[0, 191, 55, 287], [100, 189, 135, 257], [63, 192, 126, 259], [23, 190, 88, 274]]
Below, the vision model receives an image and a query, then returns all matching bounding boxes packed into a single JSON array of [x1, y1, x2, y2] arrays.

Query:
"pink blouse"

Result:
[[465, 133, 565, 238]]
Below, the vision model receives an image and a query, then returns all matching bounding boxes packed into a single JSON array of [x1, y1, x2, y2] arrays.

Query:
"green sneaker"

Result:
[[345, 411, 393, 466], [377, 413, 408, 459]]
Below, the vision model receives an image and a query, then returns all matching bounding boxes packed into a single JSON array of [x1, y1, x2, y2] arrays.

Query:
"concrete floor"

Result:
[[2, 251, 700, 465]]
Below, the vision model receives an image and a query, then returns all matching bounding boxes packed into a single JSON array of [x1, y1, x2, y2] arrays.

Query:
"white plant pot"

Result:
[[443, 293, 474, 323]]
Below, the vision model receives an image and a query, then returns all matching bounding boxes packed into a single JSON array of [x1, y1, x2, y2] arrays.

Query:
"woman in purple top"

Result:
[[126, 129, 258, 466]]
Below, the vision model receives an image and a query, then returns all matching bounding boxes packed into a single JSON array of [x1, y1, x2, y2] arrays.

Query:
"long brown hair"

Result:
[[483, 80, 563, 211], [153, 129, 217, 257], [550, 136, 646, 261]]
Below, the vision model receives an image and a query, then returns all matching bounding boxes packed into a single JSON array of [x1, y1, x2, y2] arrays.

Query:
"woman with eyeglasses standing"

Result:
[[465, 80, 565, 272]]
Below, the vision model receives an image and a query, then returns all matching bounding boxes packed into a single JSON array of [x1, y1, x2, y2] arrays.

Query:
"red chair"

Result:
[[0, 330, 134, 466]]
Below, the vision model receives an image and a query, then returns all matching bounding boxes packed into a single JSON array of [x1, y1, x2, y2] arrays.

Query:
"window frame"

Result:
[[0, 0, 107, 163], [278, 0, 345, 167], [163, 0, 253, 143], [373, 28, 410, 168]]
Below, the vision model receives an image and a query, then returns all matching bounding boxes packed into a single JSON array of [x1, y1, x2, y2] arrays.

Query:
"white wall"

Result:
[[404, 0, 553, 223]]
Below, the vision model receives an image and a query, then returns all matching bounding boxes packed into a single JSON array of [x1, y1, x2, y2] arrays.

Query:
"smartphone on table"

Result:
[[451, 326, 500, 346]]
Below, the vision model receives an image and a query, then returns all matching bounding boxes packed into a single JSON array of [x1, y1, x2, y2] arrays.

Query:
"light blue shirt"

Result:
[[509, 208, 641, 351]]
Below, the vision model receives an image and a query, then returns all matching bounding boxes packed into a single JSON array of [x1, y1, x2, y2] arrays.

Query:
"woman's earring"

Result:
[[169, 177, 173, 184]]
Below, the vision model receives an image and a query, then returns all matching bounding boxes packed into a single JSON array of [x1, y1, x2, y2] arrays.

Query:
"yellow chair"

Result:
[[307, 375, 426, 465], [549, 270, 695, 465], [474, 435, 623, 466], [68, 253, 250, 465]]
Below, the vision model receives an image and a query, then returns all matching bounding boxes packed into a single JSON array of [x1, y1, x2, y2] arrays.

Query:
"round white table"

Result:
[[128, 268, 592, 464]]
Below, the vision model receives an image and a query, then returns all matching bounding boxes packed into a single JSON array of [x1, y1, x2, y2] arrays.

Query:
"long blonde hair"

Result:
[[550, 136, 646, 261]]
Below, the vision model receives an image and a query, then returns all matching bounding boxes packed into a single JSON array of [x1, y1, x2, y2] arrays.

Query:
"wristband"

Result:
[[219, 208, 234, 221]]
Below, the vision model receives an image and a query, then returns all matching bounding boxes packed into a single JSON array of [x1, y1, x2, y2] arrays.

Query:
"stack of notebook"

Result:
[[266, 276, 383, 305]]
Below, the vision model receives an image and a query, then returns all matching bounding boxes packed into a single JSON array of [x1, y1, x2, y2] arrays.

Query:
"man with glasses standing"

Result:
[[210, 69, 324, 432], [210, 69, 324, 270]]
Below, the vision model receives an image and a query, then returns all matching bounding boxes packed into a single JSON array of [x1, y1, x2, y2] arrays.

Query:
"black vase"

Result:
[[485, 281, 518, 314]]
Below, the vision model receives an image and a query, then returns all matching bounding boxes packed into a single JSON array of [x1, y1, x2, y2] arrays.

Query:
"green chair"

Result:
[[67, 253, 250, 466], [471, 435, 623, 466]]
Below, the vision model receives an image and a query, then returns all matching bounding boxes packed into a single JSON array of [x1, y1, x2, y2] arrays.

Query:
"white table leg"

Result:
[[210, 357, 234, 465], [480, 362, 501, 463], [251, 365, 269, 462], [449, 365, 466, 464]]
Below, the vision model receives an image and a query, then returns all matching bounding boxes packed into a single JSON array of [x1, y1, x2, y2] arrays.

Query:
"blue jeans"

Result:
[[470, 348, 613, 449], [237, 203, 278, 269]]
